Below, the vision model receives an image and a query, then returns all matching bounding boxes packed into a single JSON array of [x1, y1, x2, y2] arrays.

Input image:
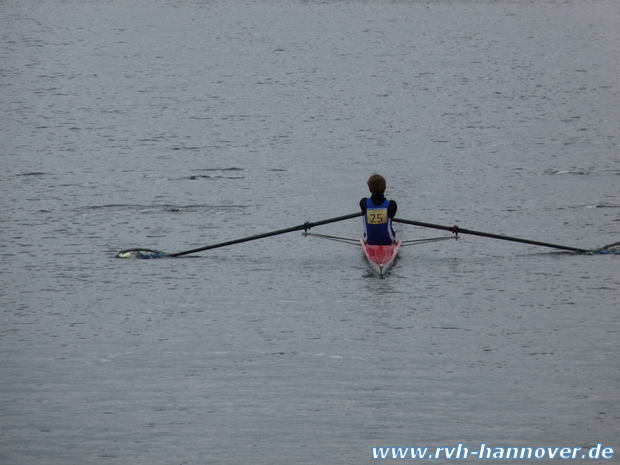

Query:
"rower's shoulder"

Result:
[[388, 199, 397, 217]]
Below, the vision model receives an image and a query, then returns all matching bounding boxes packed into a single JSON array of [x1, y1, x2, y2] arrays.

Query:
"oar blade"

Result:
[[595, 241, 620, 254], [116, 248, 169, 259]]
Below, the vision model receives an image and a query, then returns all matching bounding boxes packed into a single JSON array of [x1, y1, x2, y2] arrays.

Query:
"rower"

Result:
[[360, 174, 398, 245]]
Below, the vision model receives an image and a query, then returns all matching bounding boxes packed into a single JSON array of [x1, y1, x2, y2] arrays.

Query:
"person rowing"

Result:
[[117, 173, 610, 261], [360, 174, 398, 245]]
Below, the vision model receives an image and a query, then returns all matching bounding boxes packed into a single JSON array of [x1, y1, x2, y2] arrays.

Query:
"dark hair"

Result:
[[367, 174, 386, 195]]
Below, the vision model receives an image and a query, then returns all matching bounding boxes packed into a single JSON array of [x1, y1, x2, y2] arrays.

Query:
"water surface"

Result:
[[1, 1, 619, 464]]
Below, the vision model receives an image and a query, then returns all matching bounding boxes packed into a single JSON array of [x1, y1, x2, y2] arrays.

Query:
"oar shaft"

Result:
[[169, 212, 363, 257], [392, 218, 590, 253]]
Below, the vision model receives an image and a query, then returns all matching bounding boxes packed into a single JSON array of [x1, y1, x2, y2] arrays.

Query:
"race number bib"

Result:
[[367, 209, 388, 225]]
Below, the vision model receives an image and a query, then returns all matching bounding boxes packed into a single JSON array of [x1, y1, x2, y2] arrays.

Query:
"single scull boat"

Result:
[[361, 239, 402, 278]]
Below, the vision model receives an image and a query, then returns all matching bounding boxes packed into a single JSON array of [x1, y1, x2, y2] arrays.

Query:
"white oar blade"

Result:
[[116, 248, 169, 259]]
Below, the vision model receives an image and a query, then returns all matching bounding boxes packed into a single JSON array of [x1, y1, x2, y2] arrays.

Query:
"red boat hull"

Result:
[[360, 239, 402, 278]]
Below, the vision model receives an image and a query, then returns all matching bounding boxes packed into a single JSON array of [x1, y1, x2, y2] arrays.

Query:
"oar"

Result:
[[164, 212, 363, 257], [392, 218, 591, 254]]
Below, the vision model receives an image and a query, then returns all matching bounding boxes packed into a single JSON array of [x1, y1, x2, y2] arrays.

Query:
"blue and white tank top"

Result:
[[363, 198, 395, 245]]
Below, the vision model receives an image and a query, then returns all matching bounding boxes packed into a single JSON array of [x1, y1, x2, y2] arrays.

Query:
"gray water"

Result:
[[1, 1, 619, 464]]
